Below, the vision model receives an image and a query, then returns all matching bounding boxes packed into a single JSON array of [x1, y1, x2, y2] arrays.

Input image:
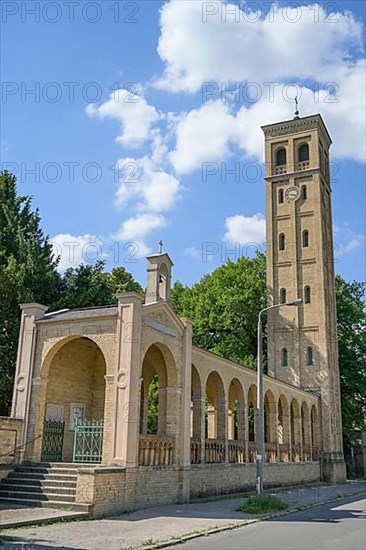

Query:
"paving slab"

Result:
[[0, 482, 365, 550]]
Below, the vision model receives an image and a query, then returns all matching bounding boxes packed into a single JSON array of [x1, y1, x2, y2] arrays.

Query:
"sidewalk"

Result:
[[1, 482, 365, 550], [0, 502, 89, 529]]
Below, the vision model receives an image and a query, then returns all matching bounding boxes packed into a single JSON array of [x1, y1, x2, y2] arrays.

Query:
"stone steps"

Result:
[[0, 462, 92, 512]]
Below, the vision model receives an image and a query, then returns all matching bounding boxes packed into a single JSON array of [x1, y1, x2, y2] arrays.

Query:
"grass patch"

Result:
[[236, 494, 289, 514]]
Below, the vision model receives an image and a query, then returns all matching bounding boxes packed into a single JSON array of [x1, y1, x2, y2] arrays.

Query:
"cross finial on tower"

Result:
[[158, 239, 163, 254], [294, 96, 300, 119]]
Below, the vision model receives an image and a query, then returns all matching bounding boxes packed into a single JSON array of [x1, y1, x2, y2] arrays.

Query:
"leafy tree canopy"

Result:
[[170, 253, 267, 368], [0, 171, 60, 413], [335, 276, 366, 435], [51, 262, 143, 311]]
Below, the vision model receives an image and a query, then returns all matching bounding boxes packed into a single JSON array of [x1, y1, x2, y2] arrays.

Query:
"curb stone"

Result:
[[139, 489, 366, 550]]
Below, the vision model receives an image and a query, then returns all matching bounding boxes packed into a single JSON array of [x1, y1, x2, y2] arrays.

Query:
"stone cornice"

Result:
[[265, 167, 319, 182], [261, 114, 332, 146]]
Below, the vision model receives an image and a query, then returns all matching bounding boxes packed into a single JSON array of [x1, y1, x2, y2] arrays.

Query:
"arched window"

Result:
[[282, 348, 288, 367], [299, 143, 309, 162], [276, 148, 287, 166], [280, 288, 287, 304], [279, 233, 286, 251], [307, 347, 313, 366], [304, 285, 311, 304], [301, 185, 307, 200], [278, 189, 284, 204], [302, 230, 309, 247]]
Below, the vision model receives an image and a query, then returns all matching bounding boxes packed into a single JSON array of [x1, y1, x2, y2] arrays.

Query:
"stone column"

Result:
[[139, 378, 148, 435], [299, 415, 303, 461], [270, 411, 278, 462], [283, 414, 291, 462], [216, 400, 228, 463], [199, 397, 206, 464], [165, 386, 181, 439], [244, 404, 249, 462], [111, 292, 143, 467], [207, 406, 216, 438], [192, 397, 202, 439], [101, 374, 115, 464], [180, 319, 192, 468], [11, 303, 48, 460], [178, 319, 192, 504], [158, 387, 168, 434], [294, 417, 301, 461], [227, 409, 234, 440]]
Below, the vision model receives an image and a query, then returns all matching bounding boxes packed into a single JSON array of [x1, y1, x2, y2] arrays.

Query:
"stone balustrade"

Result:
[[248, 441, 256, 463], [312, 447, 320, 462], [275, 165, 287, 175], [292, 444, 302, 462], [279, 444, 290, 462], [205, 439, 225, 463], [228, 440, 245, 463], [190, 438, 201, 464], [265, 443, 277, 463], [138, 435, 175, 466], [302, 444, 311, 462]]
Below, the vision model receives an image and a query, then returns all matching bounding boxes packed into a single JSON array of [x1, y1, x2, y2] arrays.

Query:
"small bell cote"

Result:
[[145, 248, 173, 305]]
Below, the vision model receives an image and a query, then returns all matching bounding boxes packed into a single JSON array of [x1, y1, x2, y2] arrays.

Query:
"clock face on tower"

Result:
[[285, 186, 301, 203]]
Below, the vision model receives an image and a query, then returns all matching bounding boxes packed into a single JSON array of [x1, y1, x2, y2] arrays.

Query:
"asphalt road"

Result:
[[167, 495, 366, 550]]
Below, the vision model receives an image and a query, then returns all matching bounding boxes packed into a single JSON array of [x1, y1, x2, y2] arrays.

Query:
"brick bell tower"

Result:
[[262, 112, 346, 482]]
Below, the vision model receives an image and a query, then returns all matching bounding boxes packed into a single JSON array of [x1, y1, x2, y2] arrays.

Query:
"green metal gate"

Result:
[[73, 419, 104, 463], [41, 420, 65, 462]]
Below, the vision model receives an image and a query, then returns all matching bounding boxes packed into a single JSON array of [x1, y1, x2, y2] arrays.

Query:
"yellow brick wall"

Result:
[[75, 462, 320, 517]]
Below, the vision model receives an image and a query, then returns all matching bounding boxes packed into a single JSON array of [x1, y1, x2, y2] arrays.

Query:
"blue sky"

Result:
[[1, 0, 365, 287]]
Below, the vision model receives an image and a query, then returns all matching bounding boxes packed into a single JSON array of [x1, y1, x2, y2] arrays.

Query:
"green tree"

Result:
[[171, 253, 267, 367], [0, 171, 60, 413], [147, 375, 159, 434], [336, 276, 366, 435], [52, 263, 143, 311]]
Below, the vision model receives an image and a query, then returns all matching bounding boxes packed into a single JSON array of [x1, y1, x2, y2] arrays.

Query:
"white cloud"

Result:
[[154, 1, 365, 164], [114, 213, 167, 241], [86, 88, 160, 148], [167, 75, 366, 171], [51, 233, 104, 271], [170, 101, 234, 174], [334, 223, 366, 256], [156, 1, 363, 93], [233, 65, 366, 162], [224, 214, 266, 245], [115, 155, 181, 212], [113, 213, 167, 256]]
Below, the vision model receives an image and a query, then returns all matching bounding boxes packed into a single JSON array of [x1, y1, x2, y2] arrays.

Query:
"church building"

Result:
[[0, 113, 346, 515]]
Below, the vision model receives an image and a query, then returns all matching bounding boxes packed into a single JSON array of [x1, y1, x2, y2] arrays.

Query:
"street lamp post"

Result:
[[256, 298, 303, 496]]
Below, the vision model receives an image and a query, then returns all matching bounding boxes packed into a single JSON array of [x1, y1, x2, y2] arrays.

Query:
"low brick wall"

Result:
[[76, 461, 320, 517], [190, 462, 321, 499], [76, 465, 182, 516], [0, 417, 23, 464]]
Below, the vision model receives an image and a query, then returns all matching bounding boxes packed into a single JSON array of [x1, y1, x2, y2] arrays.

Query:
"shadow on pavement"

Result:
[[270, 494, 366, 524]]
